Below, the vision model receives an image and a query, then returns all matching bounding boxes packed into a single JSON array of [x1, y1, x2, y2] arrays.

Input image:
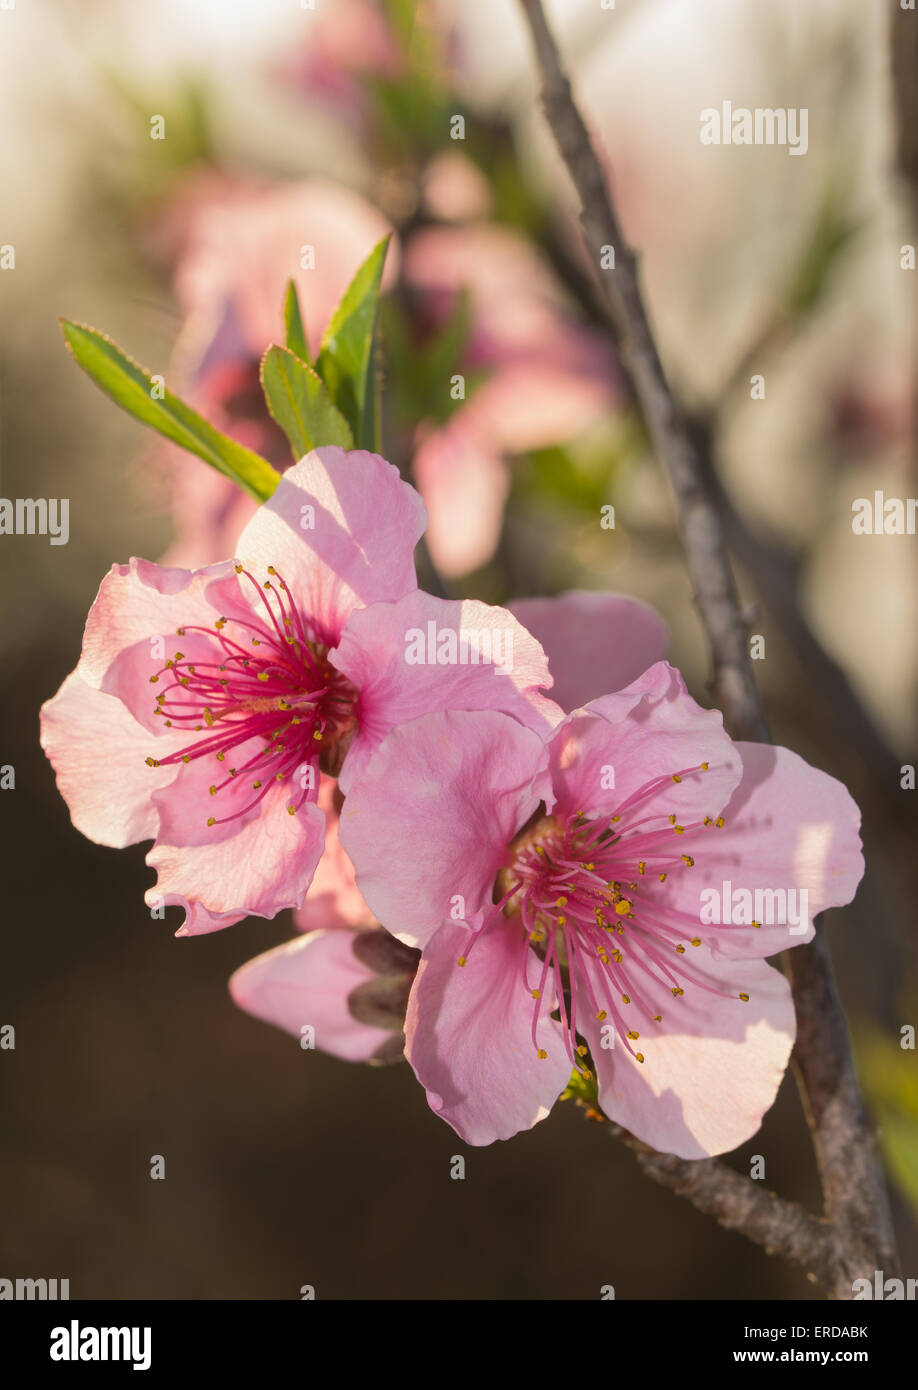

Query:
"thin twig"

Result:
[[518, 0, 899, 1299]]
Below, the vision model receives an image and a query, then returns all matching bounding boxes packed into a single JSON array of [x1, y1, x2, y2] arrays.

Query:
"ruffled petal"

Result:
[[147, 760, 325, 932], [39, 669, 180, 848], [233, 448, 427, 642], [548, 662, 742, 825]]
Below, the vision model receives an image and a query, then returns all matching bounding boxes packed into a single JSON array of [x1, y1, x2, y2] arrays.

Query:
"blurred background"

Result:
[[1, 0, 916, 1299]]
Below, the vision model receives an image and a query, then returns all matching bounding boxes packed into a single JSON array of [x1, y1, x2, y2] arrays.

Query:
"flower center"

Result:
[[476, 761, 750, 1078], [145, 564, 358, 825]]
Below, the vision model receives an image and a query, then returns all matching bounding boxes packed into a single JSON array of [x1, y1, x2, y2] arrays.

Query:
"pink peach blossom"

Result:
[[403, 223, 620, 577], [41, 448, 556, 935], [159, 179, 396, 569], [339, 662, 864, 1155]]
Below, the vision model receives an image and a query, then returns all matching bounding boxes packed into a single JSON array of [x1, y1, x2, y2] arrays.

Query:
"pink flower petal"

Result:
[[340, 709, 551, 949], [234, 448, 427, 642], [405, 920, 571, 1144], [230, 928, 395, 1061], [581, 951, 796, 1158], [80, 558, 238, 696], [548, 662, 742, 825], [413, 414, 509, 579], [509, 590, 668, 712], [39, 670, 179, 848], [332, 590, 562, 793], [656, 742, 865, 960], [147, 765, 325, 932]]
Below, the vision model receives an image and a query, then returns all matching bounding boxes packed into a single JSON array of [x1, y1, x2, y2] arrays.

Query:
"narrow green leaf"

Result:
[[260, 345, 354, 460], [315, 235, 390, 449], [283, 279, 310, 364], [61, 320, 279, 502]]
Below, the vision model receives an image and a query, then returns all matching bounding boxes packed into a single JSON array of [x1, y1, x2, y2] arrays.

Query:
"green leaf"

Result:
[[260, 345, 354, 460], [283, 279, 310, 364], [61, 320, 279, 502], [315, 236, 390, 449]]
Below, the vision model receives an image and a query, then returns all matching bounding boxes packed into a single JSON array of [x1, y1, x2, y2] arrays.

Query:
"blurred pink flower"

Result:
[[403, 223, 620, 577], [340, 662, 864, 1153], [159, 178, 397, 569], [274, 0, 405, 134]]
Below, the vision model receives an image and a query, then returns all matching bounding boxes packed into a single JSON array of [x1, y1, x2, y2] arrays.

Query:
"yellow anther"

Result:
[[672, 987, 684, 997], [659, 872, 667, 883], [457, 956, 467, 967], [739, 992, 750, 1002], [681, 854, 694, 867], [627, 1030, 639, 1040], [576, 1045, 588, 1057], [715, 816, 725, 828], [532, 989, 541, 1000], [676, 944, 685, 954], [673, 824, 685, 835], [596, 1010, 607, 1021], [638, 861, 646, 874], [672, 774, 682, 783], [537, 1048, 548, 1059], [144, 757, 160, 767], [209, 785, 217, 796], [621, 994, 630, 1005], [690, 937, 701, 947], [635, 1053, 645, 1064], [206, 817, 216, 826], [287, 805, 296, 815], [175, 627, 186, 636], [149, 675, 159, 684], [234, 563, 243, 574]]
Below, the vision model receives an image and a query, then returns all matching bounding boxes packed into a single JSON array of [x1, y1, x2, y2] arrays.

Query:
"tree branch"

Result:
[[518, 0, 899, 1298], [607, 1123, 837, 1283]]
